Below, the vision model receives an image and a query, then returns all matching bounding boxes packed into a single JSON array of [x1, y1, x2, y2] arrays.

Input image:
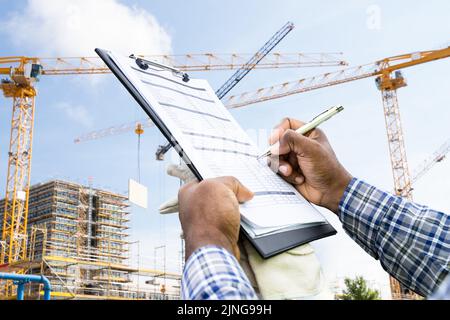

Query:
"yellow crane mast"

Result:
[[0, 57, 41, 296]]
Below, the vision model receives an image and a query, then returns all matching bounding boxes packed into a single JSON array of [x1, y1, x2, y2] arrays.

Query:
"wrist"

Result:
[[184, 228, 238, 261], [323, 169, 352, 213]]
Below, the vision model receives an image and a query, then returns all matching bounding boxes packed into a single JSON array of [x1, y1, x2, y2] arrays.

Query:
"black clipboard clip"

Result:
[[129, 54, 190, 82]]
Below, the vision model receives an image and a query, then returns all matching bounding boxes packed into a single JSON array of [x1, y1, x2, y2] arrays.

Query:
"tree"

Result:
[[340, 276, 381, 300]]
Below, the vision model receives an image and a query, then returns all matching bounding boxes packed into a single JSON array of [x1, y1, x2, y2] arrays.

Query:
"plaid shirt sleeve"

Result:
[[181, 245, 257, 300], [339, 178, 450, 298]]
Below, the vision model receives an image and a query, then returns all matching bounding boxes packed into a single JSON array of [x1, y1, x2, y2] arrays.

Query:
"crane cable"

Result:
[[135, 123, 144, 183]]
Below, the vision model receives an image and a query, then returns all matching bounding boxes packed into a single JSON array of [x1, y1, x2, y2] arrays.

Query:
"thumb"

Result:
[[270, 129, 317, 157], [216, 176, 254, 203]]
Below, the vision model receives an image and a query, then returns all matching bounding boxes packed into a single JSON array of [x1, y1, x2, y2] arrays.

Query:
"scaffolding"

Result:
[[0, 180, 180, 300]]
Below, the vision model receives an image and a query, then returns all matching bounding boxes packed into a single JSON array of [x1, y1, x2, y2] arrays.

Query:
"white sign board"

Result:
[[128, 179, 148, 209], [16, 190, 26, 201]]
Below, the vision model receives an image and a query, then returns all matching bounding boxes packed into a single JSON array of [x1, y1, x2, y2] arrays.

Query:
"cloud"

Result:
[[55, 102, 94, 127], [4, 0, 172, 56]]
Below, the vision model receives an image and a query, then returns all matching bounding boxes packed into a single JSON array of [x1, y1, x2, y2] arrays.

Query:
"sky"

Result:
[[0, 0, 449, 298]]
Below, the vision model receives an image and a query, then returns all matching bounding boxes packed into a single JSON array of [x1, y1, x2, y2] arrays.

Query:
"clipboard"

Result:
[[96, 48, 336, 258]]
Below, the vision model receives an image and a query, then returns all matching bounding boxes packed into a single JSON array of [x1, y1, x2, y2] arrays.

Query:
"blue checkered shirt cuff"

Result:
[[338, 178, 450, 297], [181, 245, 257, 300]]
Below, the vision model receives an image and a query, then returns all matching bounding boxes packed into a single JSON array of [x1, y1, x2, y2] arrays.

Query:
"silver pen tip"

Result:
[[257, 151, 271, 160]]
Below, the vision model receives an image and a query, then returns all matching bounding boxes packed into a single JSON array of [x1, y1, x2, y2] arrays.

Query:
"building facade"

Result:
[[0, 180, 180, 299]]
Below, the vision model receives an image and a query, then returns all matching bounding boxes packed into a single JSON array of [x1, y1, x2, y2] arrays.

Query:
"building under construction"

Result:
[[0, 180, 180, 300]]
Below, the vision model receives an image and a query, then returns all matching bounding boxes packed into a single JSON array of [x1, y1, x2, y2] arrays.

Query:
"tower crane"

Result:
[[0, 50, 346, 297]]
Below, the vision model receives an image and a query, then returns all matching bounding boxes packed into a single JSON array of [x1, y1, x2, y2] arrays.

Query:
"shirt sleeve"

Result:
[[338, 178, 450, 297], [181, 245, 258, 300]]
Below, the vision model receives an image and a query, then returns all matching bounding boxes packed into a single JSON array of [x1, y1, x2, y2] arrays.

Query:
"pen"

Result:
[[257, 105, 344, 159]]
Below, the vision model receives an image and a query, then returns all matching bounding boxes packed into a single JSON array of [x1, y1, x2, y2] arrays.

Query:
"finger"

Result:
[[276, 159, 293, 177], [268, 128, 284, 145], [274, 117, 305, 131], [305, 127, 328, 143], [269, 118, 306, 145], [293, 174, 305, 185], [267, 156, 305, 185], [288, 151, 300, 171], [303, 128, 337, 160], [279, 168, 305, 185], [215, 176, 254, 203], [267, 153, 290, 172], [270, 129, 318, 156]]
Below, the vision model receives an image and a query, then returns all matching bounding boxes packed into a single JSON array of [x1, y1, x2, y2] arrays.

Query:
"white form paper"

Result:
[[107, 51, 327, 232]]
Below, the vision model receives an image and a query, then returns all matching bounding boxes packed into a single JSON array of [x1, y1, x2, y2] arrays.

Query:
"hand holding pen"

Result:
[[258, 105, 344, 159]]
